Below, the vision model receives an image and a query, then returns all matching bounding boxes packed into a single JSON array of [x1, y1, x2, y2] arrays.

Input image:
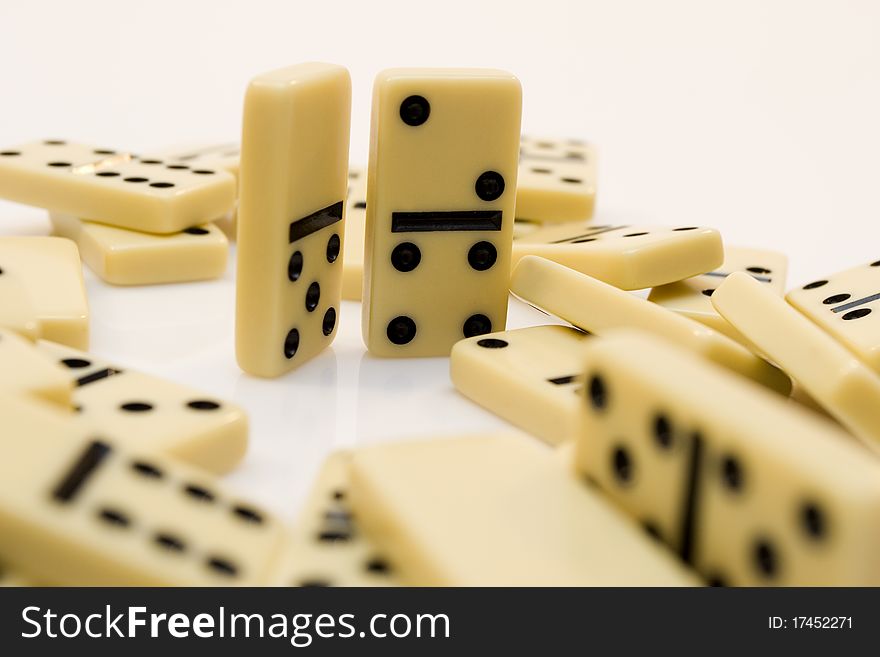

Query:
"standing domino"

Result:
[[341, 167, 367, 301], [510, 256, 791, 394], [649, 246, 788, 342], [576, 331, 880, 585], [516, 136, 596, 222], [450, 325, 591, 445], [362, 68, 522, 356], [711, 271, 880, 451], [236, 63, 351, 377], [786, 259, 880, 373], [0, 140, 235, 234]]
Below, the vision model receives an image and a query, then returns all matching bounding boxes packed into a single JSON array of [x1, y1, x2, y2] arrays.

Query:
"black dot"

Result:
[[93, 149, 116, 155], [132, 461, 164, 479], [305, 282, 321, 312], [288, 251, 304, 282], [746, 266, 771, 274], [353, 201, 366, 209], [187, 400, 220, 411], [468, 241, 497, 271], [752, 539, 779, 579], [673, 227, 698, 231], [155, 534, 186, 552], [192, 169, 215, 175], [326, 234, 341, 263], [98, 508, 130, 527], [206, 557, 238, 577], [44, 140, 66, 145], [319, 529, 351, 542], [871, 260, 880, 267], [95, 171, 120, 177], [560, 177, 582, 184], [624, 232, 648, 237], [399, 95, 430, 126], [653, 414, 674, 449], [611, 446, 634, 484], [391, 242, 421, 272], [701, 289, 715, 297], [800, 502, 827, 540], [823, 293, 850, 305], [232, 505, 264, 524], [843, 308, 871, 320], [642, 521, 661, 540], [387, 316, 417, 345], [803, 280, 828, 290], [123, 177, 148, 183], [325, 509, 352, 523], [284, 328, 300, 358], [48, 161, 71, 167], [349, 171, 359, 179], [565, 151, 585, 160], [475, 171, 505, 202], [61, 357, 91, 369], [531, 167, 552, 174], [120, 401, 153, 412], [183, 226, 210, 235], [298, 579, 332, 587], [166, 164, 189, 170], [149, 182, 175, 189], [587, 374, 608, 410], [720, 455, 744, 492], [463, 314, 492, 338], [477, 338, 508, 349], [0, 151, 21, 156], [139, 159, 162, 165], [184, 484, 215, 502], [366, 557, 391, 574], [331, 489, 346, 501], [707, 574, 728, 587], [322, 308, 337, 336]]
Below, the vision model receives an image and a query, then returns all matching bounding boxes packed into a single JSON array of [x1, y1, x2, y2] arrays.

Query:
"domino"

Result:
[[0, 140, 236, 234], [50, 213, 228, 286], [511, 223, 724, 290], [0, 395, 287, 586], [0, 266, 40, 340], [510, 256, 791, 394], [576, 330, 880, 585], [649, 246, 788, 342], [348, 434, 700, 586], [786, 259, 880, 373], [0, 563, 33, 587], [711, 271, 880, 451], [38, 341, 248, 474], [450, 325, 591, 445], [236, 63, 351, 377], [0, 237, 89, 349], [274, 451, 399, 587], [362, 68, 522, 357], [341, 167, 367, 301], [0, 329, 72, 407], [516, 136, 596, 222]]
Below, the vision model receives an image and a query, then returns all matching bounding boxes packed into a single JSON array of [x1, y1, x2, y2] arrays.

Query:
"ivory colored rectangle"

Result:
[[516, 136, 596, 222]]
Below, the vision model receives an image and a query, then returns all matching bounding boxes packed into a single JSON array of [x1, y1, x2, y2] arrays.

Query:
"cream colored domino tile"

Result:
[[0, 329, 73, 407], [577, 330, 880, 585], [510, 256, 791, 394], [341, 167, 367, 301], [362, 68, 521, 357], [712, 271, 880, 452], [0, 237, 89, 349], [0, 267, 40, 340], [272, 451, 400, 587], [51, 213, 228, 286], [511, 223, 723, 290], [0, 562, 35, 587], [786, 259, 880, 374], [516, 136, 596, 222], [0, 395, 287, 586], [38, 341, 248, 475], [649, 246, 788, 343], [236, 63, 350, 378], [0, 140, 235, 234], [450, 325, 590, 445], [348, 434, 700, 586]]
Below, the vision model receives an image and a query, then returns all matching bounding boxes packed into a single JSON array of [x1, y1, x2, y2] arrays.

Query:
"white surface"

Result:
[[2, 0, 880, 521]]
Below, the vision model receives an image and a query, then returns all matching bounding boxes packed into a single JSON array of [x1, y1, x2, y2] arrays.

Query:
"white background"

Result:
[[1, 0, 879, 520]]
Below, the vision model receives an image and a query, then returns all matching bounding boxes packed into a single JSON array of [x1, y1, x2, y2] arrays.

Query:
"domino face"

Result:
[[576, 331, 880, 585], [0, 329, 72, 407], [341, 167, 367, 301], [450, 325, 590, 445], [0, 237, 89, 349], [151, 142, 241, 181], [0, 140, 235, 234], [362, 68, 522, 357], [0, 266, 40, 340], [511, 223, 724, 290], [39, 341, 248, 474], [516, 136, 596, 222], [51, 213, 228, 286], [786, 259, 880, 373], [274, 452, 399, 587], [0, 395, 286, 586], [711, 272, 880, 451], [349, 434, 700, 586], [510, 256, 791, 394], [236, 63, 351, 377]]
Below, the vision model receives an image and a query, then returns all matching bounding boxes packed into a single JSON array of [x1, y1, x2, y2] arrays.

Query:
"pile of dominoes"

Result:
[[1, 62, 879, 588]]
